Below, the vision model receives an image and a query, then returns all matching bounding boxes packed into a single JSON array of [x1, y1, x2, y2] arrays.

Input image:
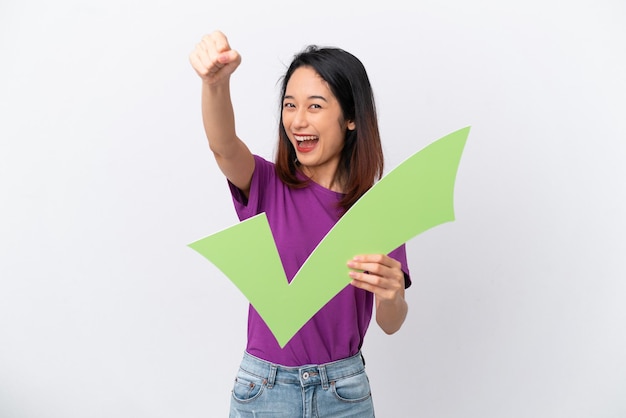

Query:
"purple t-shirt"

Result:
[[228, 155, 410, 366]]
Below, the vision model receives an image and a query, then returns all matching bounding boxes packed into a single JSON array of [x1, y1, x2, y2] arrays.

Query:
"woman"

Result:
[[189, 30, 411, 417]]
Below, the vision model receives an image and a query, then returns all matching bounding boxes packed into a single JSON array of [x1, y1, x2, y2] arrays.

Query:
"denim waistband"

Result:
[[238, 351, 366, 390]]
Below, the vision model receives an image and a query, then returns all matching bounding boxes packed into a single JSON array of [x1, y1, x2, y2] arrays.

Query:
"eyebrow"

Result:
[[283, 95, 328, 102]]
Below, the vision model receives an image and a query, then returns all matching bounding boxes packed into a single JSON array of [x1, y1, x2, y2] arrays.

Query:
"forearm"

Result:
[[201, 81, 238, 157], [375, 296, 408, 335]]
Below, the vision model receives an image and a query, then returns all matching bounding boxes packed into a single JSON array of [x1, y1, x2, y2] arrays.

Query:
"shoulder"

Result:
[[251, 154, 278, 178]]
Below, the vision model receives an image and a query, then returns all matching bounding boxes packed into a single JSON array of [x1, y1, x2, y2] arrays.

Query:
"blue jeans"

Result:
[[229, 351, 375, 417]]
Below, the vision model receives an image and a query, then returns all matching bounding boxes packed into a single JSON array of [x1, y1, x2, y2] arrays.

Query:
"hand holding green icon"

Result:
[[189, 126, 469, 347]]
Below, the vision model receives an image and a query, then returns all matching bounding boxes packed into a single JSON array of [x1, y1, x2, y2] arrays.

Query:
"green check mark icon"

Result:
[[189, 126, 469, 347]]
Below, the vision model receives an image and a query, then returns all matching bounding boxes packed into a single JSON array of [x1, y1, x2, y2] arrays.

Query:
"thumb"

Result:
[[218, 50, 241, 66]]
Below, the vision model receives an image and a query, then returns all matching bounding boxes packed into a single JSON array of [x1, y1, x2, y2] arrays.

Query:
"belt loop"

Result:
[[267, 364, 277, 389], [319, 365, 329, 390]]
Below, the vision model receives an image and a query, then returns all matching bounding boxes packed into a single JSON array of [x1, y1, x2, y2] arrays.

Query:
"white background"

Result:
[[1, 0, 625, 417]]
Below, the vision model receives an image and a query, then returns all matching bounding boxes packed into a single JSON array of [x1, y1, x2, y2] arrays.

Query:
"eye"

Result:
[[309, 103, 322, 110], [283, 102, 295, 109]]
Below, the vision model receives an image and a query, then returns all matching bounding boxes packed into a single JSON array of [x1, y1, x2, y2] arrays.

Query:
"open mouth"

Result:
[[295, 135, 319, 153]]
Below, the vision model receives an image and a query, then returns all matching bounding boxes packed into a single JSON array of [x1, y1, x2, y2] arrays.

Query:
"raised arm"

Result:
[[189, 31, 255, 197]]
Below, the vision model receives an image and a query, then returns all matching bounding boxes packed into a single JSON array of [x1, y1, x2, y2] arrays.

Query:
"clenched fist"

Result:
[[189, 30, 241, 85]]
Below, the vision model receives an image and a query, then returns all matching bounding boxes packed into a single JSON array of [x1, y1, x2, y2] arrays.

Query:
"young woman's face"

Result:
[[282, 66, 355, 190]]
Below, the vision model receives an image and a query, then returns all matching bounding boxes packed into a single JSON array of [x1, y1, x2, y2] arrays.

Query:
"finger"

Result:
[[197, 43, 240, 76], [189, 50, 209, 76], [349, 270, 384, 287], [200, 30, 234, 62], [350, 262, 385, 278], [351, 254, 401, 269], [212, 30, 231, 54], [349, 273, 396, 299], [197, 41, 218, 72], [348, 260, 403, 290], [350, 276, 378, 293], [198, 34, 223, 66], [347, 258, 395, 277]]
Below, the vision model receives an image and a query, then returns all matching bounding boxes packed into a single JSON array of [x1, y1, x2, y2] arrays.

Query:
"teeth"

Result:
[[296, 135, 318, 142]]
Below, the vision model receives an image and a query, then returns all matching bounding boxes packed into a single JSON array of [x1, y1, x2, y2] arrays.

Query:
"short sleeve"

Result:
[[228, 155, 273, 221], [388, 244, 411, 289]]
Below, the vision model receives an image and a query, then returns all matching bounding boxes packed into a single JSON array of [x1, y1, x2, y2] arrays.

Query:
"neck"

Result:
[[301, 166, 344, 193]]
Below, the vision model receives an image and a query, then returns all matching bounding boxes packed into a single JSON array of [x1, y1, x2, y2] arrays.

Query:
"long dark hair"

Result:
[[275, 45, 384, 214]]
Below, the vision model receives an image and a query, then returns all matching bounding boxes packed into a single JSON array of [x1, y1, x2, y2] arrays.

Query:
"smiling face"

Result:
[[282, 66, 355, 192]]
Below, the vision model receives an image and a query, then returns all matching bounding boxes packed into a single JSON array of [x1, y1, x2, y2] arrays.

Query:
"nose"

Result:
[[291, 108, 308, 129]]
